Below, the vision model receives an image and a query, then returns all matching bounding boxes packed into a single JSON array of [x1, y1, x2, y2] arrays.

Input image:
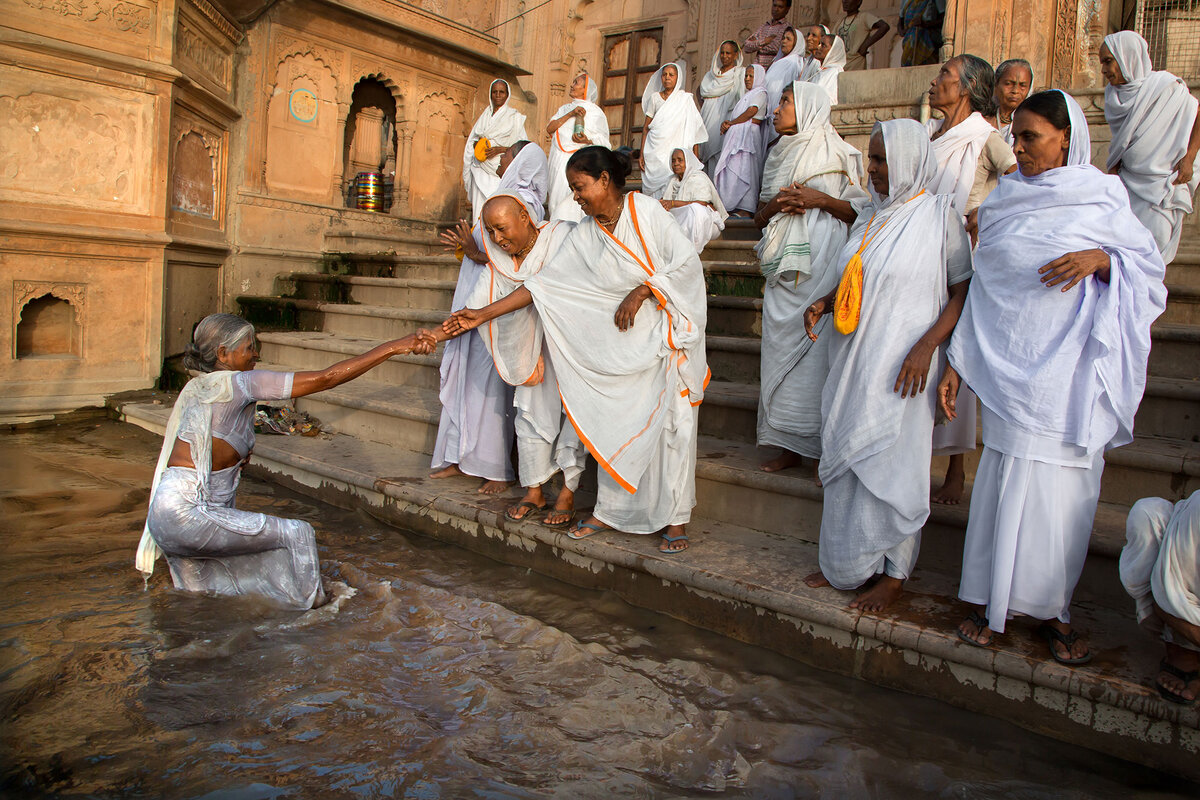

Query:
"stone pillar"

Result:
[[332, 101, 351, 205], [391, 126, 413, 216]]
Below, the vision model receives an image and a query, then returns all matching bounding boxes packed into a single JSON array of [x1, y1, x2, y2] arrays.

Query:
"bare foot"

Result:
[[659, 524, 689, 553], [850, 576, 904, 612], [430, 464, 465, 480], [1157, 643, 1200, 703], [932, 455, 965, 505], [478, 479, 511, 495], [761, 449, 803, 473], [1039, 619, 1091, 663], [803, 570, 830, 588], [544, 486, 575, 526], [506, 486, 547, 521]]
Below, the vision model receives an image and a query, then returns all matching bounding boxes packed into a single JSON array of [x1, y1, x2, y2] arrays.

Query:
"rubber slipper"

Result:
[[567, 520, 609, 540], [542, 510, 574, 529], [1037, 623, 1092, 665], [505, 500, 547, 522], [1156, 659, 1200, 706], [659, 532, 689, 554], [956, 610, 993, 648]]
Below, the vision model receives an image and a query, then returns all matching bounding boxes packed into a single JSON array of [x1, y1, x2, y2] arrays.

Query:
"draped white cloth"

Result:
[[498, 142, 549, 222], [663, 148, 727, 252], [1121, 492, 1200, 652], [641, 63, 709, 199], [756, 82, 867, 457], [464, 212, 586, 490], [761, 47, 805, 154], [699, 46, 746, 171], [818, 119, 972, 589], [1104, 31, 1200, 264], [949, 91, 1168, 631], [715, 64, 768, 213], [462, 80, 529, 219], [807, 37, 846, 105], [524, 192, 708, 533], [547, 74, 611, 222]]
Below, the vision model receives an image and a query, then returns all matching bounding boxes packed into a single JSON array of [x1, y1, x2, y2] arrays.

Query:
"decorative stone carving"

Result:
[[20, 0, 151, 35], [1051, 0, 1079, 90], [182, 0, 240, 42], [13, 281, 86, 359], [171, 131, 216, 217], [176, 17, 234, 92], [0, 89, 139, 209], [272, 32, 345, 91]]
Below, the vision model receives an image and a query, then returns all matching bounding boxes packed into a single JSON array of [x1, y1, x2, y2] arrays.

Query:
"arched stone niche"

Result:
[[342, 77, 399, 210], [171, 130, 216, 218], [13, 283, 85, 359]]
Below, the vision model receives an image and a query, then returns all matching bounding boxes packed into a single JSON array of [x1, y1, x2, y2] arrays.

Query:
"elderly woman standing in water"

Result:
[[943, 90, 1166, 664], [444, 147, 709, 554], [138, 314, 434, 609], [803, 119, 972, 612], [1101, 30, 1200, 264]]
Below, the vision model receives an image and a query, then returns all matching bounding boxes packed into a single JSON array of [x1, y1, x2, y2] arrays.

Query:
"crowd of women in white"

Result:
[[138, 28, 1198, 704]]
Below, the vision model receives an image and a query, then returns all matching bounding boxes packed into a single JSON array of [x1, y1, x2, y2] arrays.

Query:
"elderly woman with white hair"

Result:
[[1101, 30, 1200, 264], [138, 314, 435, 609], [942, 90, 1167, 664], [546, 73, 611, 222], [802, 118, 972, 612], [638, 62, 708, 199]]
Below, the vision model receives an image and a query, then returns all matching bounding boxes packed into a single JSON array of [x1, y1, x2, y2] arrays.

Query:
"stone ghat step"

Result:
[[110, 397, 1200, 782], [281, 272, 457, 310], [237, 296, 447, 340]]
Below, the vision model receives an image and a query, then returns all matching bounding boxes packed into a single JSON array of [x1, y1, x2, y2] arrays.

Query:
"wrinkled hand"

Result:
[[615, 285, 652, 331], [937, 366, 961, 422], [894, 339, 935, 398], [443, 309, 483, 337], [1174, 154, 1195, 186], [965, 208, 979, 248], [1039, 248, 1110, 292], [660, 199, 676, 210], [572, 132, 592, 144], [638, 152, 646, 172], [720, 120, 732, 134], [485, 145, 507, 160], [439, 220, 472, 252], [411, 329, 438, 355], [803, 296, 830, 342], [573, 106, 587, 119], [779, 185, 824, 215]]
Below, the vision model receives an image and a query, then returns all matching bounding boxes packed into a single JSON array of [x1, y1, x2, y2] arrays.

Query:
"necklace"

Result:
[[595, 204, 622, 230], [515, 228, 539, 259]]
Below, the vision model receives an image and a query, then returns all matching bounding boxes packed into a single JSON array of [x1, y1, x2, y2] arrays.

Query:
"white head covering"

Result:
[[704, 41, 744, 91], [665, 147, 728, 217], [734, 64, 768, 116], [769, 26, 800, 66], [1103, 31, 1153, 85], [1057, 89, 1092, 167], [489, 79, 511, 110], [642, 61, 688, 115], [496, 142, 549, 221], [872, 118, 937, 208], [572, 72, 600, 105], [821, 37, 848, 73]]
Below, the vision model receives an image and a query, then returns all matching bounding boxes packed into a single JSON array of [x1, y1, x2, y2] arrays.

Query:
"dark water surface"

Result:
[[0, 420, 1194, 799]]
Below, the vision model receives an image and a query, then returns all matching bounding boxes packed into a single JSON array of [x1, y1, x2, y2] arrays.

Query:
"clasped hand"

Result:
[[779, 184, 822, 215], [441, 309, 482, 338]]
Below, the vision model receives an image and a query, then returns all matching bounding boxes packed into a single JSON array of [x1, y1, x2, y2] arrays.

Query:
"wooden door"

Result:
[[599, 27, 663, 153]]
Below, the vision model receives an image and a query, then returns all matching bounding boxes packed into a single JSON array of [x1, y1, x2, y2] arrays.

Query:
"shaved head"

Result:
[[482, 194, 527, 225], [481, 194, 536, 256]]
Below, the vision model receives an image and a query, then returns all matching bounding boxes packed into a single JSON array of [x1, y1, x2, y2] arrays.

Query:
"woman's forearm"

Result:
[[546, 112, 574, 135], [920, 280, 970, 350], [729, 107, 758, 126], [476, 285, 534, 323], [816, 194, 857, 224], [292, 339, 411, 397]]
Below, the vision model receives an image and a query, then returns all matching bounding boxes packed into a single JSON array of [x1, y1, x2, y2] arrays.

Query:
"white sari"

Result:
[[1121, 492, 1200, 652], [698, 46, 745, 172], [663, 148, 727, 252], [547, 74, 611, 222], [1104, 31, 1200, 264], [756, 82, 868, 458], [465, 199, 585, 491], [806, 37, 846, 106], [524, 192, 709, 533], [818, 119, 972, 589], [714, 64, 768, 214], [641, 63, 709, 199], [462, 80, 529, 219], [761, 47, 805, 155], [949, 91, 1168, 632]]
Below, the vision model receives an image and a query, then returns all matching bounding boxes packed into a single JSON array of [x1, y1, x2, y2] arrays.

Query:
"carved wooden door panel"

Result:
[[599, 27, 663, 153]]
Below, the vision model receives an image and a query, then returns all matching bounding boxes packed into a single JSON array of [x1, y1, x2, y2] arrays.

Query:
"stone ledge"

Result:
[[113, 397, 1200, 781]]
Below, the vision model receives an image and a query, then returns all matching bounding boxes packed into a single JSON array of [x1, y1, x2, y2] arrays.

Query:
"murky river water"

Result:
[[1, 419, 1195, 799]]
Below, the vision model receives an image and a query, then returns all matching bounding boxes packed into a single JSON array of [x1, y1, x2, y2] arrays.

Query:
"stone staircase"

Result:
[[230, 218, 1200, 617]]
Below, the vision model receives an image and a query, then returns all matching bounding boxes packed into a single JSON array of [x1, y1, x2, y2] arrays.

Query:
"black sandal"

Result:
[[1037, 623, 1092, 665], [1156, 659, 1200, 706], [956, 610, 993, 648], [505, 501, 547, 522]]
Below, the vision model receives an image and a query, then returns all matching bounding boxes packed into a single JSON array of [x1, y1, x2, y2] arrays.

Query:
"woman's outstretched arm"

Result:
[[291, 332, 436, 397], [442, 286, 534, 337]]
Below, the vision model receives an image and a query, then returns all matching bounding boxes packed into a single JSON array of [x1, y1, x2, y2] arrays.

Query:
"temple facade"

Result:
[[1, 0, 1195, 419]]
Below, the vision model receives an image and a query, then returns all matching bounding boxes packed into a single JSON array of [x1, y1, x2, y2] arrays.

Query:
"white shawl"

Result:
[[699, 46, 745, 164], [1103, 32, 1199, 224], [641, 63, 709, 198], [136, 370, 236, 575], [462, 80, 529, 198], [523, 192, 708, 492], [820, 119, 962, 484], [549, 74, 611, 159], [808, 37, 846, 105], [715, 64, 768, 171], [664, 148, 728, 218], [756, 81, 866, 286], [948, 91, 1168, 456], [925, 111, 996, 214], [497, 142, 550, 222]]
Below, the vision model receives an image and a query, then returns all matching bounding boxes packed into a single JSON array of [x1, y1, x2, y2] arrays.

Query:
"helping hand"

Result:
[[443, 309, 483, 337], [411, 329, 439, 355]]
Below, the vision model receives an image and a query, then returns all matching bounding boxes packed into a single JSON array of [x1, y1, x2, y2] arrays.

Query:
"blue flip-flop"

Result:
[[567, 520, 608, 540], [659, 532, 689, 554]]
